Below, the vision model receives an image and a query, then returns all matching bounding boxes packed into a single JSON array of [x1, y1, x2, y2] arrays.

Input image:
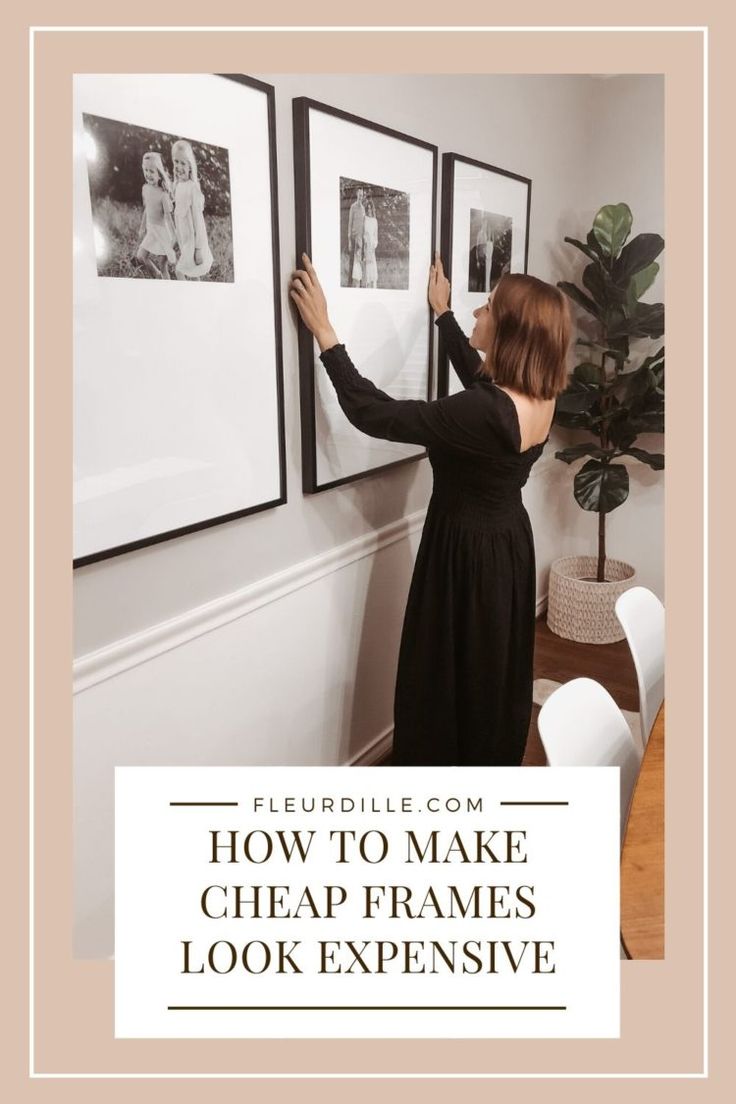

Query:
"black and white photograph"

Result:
[[339, 176, 410, 289], [467, 207, 513, 292], [82, 112, 234, 282]]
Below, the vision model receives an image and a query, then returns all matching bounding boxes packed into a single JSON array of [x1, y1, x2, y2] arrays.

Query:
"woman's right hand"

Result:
[[428, 252, 451, 316], [290, 254, 340, 352]]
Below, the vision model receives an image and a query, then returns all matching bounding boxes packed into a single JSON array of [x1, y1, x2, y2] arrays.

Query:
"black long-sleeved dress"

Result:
[[319, 311, 547, 766]]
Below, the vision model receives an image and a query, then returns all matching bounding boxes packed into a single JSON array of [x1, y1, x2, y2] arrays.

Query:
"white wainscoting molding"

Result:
[[74, 509, 428, 695], [347, 724, 394, 767]]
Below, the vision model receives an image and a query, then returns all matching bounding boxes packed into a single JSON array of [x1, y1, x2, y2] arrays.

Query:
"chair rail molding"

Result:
[[73, 509, 428, 694]]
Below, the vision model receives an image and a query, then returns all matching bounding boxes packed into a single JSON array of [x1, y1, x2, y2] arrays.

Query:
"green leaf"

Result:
[[573, 460, 630, 513], [553, 409, 600, 430], [612, 234, 664, 285], [574, 361, 604, 385], [632, 411, 665, 433], [621, 448, 665, 470], [582, 262, 607, 306], [563, 236, 603, 263], [630, 261, 660, 300], [576, 339, 628, 363], [608, 431, 637, 452], [606, 413, 641, 450], [587, 230, 605, 260], [638, 346, 665, 371], [557, 281, 602, 320], [586, 264, 629, 310], [607, 335, 631, 361], [606, 307, 638, 340], [649, 364, 665, 394], [555, 444, 609, 464], [555, 387, 600, 414], [592, 204, 633, 258], [632, 301, 665, 338], [613, 362, 656, 402]]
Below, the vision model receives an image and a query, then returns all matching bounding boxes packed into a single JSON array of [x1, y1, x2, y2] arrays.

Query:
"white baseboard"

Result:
[[74, 509, 428, 694], [347, 725, 394, 766]]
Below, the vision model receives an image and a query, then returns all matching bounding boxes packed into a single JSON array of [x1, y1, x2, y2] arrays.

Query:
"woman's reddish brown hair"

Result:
[[481, 274, 571, 399]]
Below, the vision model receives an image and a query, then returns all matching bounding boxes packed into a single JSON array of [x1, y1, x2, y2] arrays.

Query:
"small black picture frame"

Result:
[[439, 152, 532, 396], [293, 96, 438, 494]]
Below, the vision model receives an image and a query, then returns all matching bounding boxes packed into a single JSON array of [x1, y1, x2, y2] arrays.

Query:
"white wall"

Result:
[[542, 74, 665, 596], [73, 75, 664, 956]]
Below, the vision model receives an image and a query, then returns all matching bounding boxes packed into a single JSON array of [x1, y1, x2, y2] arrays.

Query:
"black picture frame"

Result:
[[438, 152, 532, 397], [73, 73, 287, 568], [293, 96, 438, 494]]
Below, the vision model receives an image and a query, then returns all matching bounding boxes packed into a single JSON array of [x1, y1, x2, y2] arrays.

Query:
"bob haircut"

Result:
[[481, 273, 571, 400]]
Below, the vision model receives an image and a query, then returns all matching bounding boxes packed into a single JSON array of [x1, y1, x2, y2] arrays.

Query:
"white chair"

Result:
[[537, 677, 643, 842], [615, 586, 665, 750]]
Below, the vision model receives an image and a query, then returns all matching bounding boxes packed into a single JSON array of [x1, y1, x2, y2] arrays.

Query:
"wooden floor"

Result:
[[523, 616, 639, 766]]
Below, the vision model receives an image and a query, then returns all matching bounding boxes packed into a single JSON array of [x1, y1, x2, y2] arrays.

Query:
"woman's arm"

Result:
[[289, 255, 486, 452], [427, 254, 482, 388], [435, 310, 483, 389], [319, 342, 485, 451]]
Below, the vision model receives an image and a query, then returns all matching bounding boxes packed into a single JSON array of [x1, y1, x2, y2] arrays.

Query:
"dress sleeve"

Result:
[[435, 310, 483, 389], [319, 343, 489, 453]]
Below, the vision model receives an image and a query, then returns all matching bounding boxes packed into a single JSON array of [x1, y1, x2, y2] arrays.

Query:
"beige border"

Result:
[[6, 0, 731, 1098]]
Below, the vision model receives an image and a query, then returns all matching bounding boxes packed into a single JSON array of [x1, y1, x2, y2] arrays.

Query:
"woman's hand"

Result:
[[290, 253, 340, 352], [194, 248, 202, 266], [428, 252, 451, 316]]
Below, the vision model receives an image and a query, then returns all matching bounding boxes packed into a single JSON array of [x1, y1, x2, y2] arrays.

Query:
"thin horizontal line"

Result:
[[499, 801, 569, 806], [167, 1005, 567, 1012], [31, 25, 707, 32], [169, 801, 239, 807], [28, 1073, 710, 1081]]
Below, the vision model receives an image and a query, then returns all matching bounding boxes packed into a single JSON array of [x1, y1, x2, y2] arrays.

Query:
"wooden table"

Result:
[[620, 703, 664, 959]]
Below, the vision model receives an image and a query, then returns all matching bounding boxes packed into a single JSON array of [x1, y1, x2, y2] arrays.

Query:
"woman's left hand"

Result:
[[194, 248, 203, 265], [290, 254, 339, 351], [428, 252, 451, 316]]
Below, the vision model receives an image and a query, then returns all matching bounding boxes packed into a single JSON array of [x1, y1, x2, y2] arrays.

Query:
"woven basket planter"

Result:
[[547, 556, 636, 644]]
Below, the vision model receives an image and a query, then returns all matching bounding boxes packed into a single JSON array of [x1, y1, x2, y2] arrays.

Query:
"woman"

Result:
[[290, 253, 570, 766], [362, 199, 379, 288]]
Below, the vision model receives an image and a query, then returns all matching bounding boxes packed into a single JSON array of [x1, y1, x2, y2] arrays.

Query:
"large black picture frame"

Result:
[[293, 97, 438, 494], [439, 152, 532, 396], [73, 73, 287, 567]]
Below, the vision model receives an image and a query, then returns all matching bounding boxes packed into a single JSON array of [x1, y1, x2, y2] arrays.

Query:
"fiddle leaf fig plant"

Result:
[[555, 203, 665, 582]]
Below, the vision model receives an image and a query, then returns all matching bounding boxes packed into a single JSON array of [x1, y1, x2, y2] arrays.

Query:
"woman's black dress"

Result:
[[320, 310, 546, 766]]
